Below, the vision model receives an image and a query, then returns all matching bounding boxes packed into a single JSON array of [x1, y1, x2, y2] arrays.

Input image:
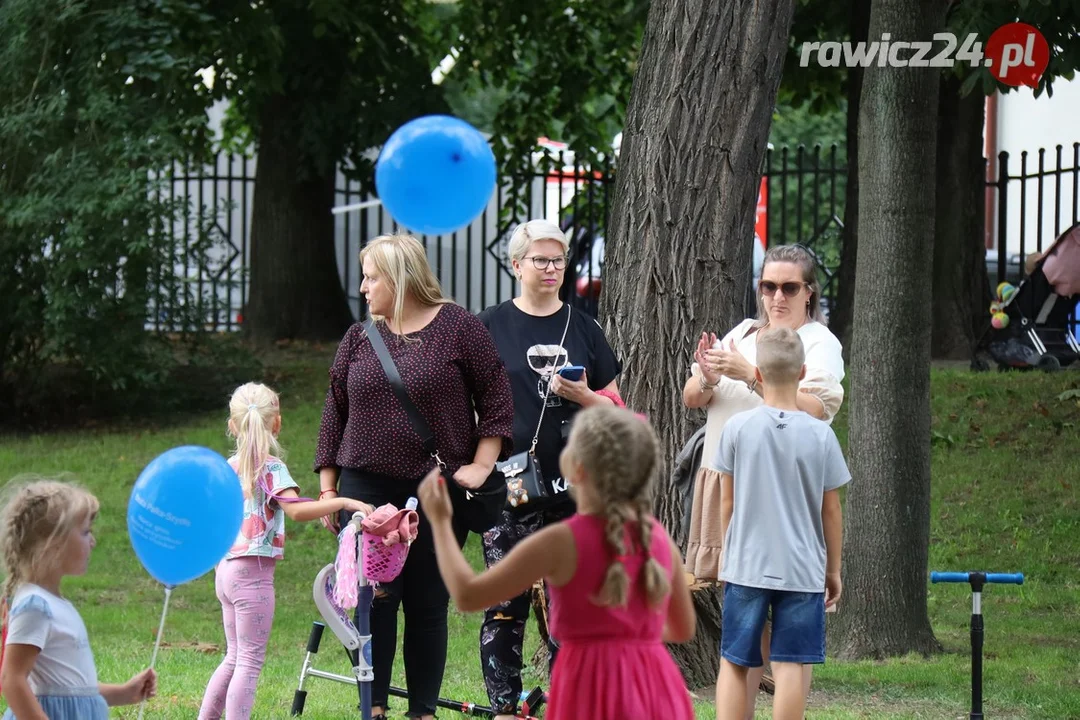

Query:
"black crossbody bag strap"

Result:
[[364, 319, 445, 470]]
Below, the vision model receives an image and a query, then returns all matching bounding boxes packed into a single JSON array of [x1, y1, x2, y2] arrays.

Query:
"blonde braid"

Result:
[[0, 477, 100, 600], [594, 503, 632, 607], [570, 406, 667, 608], [636, 498, 670, 608], [589, 415, 634, 607]]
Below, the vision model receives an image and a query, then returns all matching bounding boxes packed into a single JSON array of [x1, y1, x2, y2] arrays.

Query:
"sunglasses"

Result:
[[759, 280, 809, 297]]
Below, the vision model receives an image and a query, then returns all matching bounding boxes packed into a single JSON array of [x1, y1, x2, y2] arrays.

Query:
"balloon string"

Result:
[[137, 585, 172, 720]]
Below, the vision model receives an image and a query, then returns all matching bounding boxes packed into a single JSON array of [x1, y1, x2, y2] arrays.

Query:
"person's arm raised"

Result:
[[684, 332, 721, 409], [419, 469, 573, 613]]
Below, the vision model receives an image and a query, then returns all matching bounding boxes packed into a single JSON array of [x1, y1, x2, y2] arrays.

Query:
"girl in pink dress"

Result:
[[419, 405, 696, 719]]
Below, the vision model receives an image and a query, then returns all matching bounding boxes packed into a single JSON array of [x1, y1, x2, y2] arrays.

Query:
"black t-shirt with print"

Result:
[[478, 300, 622, 510]]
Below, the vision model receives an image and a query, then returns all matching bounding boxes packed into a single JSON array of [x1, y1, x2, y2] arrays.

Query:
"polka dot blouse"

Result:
[[313, 303, 515, 480]]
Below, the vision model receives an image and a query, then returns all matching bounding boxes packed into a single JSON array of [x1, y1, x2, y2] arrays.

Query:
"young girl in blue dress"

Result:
[[0, 478, 156, 719]]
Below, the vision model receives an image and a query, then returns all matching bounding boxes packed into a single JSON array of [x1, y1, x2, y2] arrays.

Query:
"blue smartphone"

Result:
[[558, 365, 585, 382]]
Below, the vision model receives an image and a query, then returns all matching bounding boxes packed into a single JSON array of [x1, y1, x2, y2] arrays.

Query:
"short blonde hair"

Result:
[[563, 406, 670, 610], [507, 220, 570, 262], [755, 327, 805, 385], [360, 234, 453, 333], [0, 477, 100, 599]]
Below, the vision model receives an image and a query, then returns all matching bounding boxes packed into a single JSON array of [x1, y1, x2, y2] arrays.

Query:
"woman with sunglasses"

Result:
[[475, 219, 622, 719], [682, 243, 845, 718]]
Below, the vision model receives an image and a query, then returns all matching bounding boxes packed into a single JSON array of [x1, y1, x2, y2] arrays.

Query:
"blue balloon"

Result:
[[127, 446, 243, 588], [375, 115, 497, 236]]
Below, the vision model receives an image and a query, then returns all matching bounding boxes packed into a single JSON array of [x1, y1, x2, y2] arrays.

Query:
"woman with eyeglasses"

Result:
[[682, 243, 845, 718], [475, 219, 622, 719]]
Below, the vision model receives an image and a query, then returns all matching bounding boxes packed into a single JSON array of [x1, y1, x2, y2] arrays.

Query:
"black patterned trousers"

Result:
[[479, 502, 575, 715]]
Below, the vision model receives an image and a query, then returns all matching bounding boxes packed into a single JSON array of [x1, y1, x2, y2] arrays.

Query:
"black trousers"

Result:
[[339, 468, 468, 717], [479, 502, 574, 715]]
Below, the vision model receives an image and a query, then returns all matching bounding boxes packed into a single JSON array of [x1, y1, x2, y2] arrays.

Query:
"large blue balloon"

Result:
[[375, 115, 497, 236], [127, 446, 243, 588]]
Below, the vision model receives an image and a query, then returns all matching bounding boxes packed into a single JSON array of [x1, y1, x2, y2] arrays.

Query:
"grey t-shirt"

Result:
[[714, 405, 851, 593]]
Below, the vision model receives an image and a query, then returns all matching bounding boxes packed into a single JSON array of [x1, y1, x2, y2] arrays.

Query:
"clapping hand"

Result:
[[694, 332, 720, 385], [705, 339, 755, 385]]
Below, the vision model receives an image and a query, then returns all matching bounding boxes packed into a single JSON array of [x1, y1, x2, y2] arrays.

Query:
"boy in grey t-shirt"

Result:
[[714, 327, 850, 720]]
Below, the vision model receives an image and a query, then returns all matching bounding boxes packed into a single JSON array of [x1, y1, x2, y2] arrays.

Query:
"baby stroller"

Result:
[[290, 503, 547, 719], [973, 221, 1080, 372]]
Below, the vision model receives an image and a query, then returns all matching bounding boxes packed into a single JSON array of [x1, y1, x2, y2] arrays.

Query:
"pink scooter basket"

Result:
[[361, 532, 410, 583], [360, 501, 420, 584]]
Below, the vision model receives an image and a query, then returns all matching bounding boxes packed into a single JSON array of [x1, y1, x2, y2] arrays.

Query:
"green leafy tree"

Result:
[[183, 0, 653, 342], [815, 0, 1080, 358], [0, 0, 225, 417], [599, 0, 798, 687], [930, 1, 1080, 360], [829, 0, 948, 660], [189, 0, 450, 342]]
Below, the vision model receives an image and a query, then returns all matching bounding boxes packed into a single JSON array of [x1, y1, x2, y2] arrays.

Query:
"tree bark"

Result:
[[830, 0, 944, 660], [598, 0, 797, 688], [245, 94, 356, 343], [824, 0, 870, 356], [930, 74, 991, 360]]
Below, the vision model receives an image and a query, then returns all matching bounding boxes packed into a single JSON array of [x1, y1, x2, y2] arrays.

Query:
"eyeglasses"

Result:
[[523, 255, 568, 271], [759, 280, 809, 297]]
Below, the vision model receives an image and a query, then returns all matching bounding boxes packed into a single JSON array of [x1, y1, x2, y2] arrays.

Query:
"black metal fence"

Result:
[[990, 144, 1080, 284], [153, 141, 1078, 335]]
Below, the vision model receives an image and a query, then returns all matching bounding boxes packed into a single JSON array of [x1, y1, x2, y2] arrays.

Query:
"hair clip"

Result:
[[614, 555, 631, 564], [248, 404, 258, 410]]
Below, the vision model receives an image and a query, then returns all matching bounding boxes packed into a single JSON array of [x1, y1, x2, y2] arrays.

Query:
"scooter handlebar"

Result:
[[931, 571, 1024, 585]]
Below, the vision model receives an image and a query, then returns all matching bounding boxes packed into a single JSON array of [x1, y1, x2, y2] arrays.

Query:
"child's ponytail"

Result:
[[594, 505, 632, 608], [228, 383, 283, 497], [561, 405, 669, 609], [636, 500, 670, 608]]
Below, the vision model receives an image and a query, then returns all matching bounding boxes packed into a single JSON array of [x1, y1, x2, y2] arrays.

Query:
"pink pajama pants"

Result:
[[198, 556, 277, 719]]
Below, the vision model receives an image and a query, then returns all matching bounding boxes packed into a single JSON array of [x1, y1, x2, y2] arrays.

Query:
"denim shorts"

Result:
[[720, 582, 826, 666]]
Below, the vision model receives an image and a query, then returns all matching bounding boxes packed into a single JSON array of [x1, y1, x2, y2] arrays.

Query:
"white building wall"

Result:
[[991, 77, 1080, 258]]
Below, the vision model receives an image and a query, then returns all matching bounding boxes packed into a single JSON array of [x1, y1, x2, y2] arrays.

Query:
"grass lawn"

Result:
[[1, 344, 1078, 719]]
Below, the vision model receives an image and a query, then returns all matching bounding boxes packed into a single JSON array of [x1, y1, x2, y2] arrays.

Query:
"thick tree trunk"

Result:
[[930, 74, 991, 360], [245, 95, 355, 343], [830, 0, 944, 660], [598, 0, 797, 688], [825, 0, 870, 356]]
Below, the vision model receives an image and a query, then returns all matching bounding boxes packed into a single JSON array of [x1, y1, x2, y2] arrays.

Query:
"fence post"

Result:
[[995, 151, 1009, 285]]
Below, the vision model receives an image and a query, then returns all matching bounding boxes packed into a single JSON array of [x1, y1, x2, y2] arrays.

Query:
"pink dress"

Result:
[[546, 513, 694, 719]]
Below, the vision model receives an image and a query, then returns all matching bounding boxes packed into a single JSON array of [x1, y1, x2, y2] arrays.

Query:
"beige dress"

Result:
[[684, 318, 845, 581]]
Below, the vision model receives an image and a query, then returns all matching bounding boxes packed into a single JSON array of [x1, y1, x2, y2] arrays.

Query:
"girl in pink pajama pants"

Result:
[[198, 383, 371, 719]]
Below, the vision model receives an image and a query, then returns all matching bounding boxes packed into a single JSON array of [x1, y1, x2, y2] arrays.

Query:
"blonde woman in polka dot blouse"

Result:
[[314, 234, 514, 720]]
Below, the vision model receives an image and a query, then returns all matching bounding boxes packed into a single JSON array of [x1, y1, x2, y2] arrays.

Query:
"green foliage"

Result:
[[0, 0, 246, 420], [195, 0, 449, 191], [946, 0, 1080, 99], [443, 0, 648, 180], [777, 0, 854, 113], [765, 100, 848, 277]]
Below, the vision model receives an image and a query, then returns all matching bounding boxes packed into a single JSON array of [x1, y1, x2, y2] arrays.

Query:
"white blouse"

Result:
[[691, 319, 845, 472]]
